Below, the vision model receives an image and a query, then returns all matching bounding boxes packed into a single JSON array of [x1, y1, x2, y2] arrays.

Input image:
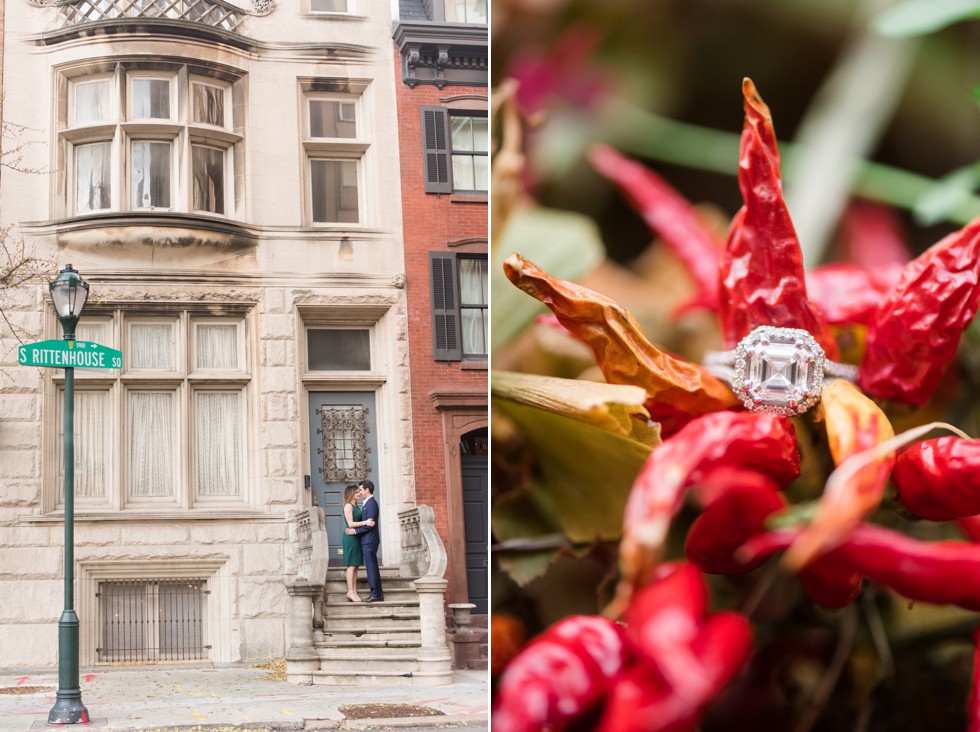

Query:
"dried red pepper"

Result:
[[893, 436, 980, 520], [598, 614, 753, 732], [492, 615, 628, 732], [783, 379, 895, 570], [684, 467, 786, 575], [717, 78, 839, 359], [805, 263, 905, 326], [599, 565, 753, 732], [743, 523, 980, 611], [503, 253, 739, 429], [859, 217, 980, 405], [837, 200, 912, 269], [589, 143, 721, 309], [614, 411, 798, 612]]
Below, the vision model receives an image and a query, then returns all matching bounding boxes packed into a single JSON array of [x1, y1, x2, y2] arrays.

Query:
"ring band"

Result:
[[703, 326, 858, 416]]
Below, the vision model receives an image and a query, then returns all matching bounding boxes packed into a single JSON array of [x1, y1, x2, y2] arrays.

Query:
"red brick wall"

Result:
[[394, 48, 488, 602]]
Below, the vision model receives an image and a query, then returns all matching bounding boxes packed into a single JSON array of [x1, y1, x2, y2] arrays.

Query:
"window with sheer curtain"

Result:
[[429, 251, 488, 361], [458, 257, 488, 357], [62, 64, 240, 217], [56, 311, 250, 511]]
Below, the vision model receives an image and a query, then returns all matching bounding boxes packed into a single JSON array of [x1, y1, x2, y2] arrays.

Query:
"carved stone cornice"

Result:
[[392, 21, 487, 89]]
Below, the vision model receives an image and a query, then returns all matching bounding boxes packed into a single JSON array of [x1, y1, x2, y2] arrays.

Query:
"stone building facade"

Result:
[[0, 0, 417, 669]]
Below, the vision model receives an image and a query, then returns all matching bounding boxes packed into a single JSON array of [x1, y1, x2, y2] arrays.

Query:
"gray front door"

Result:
[[308, 391, 379, 567], [461, 429, 488, 614]]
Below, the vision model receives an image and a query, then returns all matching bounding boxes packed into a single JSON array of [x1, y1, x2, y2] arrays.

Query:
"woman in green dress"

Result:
[[342, 484, 369, 602]]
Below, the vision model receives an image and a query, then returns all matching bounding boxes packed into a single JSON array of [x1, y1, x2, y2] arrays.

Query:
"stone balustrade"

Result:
[[284, 507, 329, 684]]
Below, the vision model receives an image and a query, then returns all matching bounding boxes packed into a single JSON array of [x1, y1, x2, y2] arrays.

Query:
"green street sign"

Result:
[[18, 340, 123, 370]]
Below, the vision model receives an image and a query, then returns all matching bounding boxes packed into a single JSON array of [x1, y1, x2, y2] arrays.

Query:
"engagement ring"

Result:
[[703, 325, 858, 416]]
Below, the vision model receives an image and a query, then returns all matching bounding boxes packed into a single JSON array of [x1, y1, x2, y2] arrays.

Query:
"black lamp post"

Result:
[[47, 264, 90, 726]]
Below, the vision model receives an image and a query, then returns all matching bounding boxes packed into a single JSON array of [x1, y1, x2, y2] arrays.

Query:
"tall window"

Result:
[[429, 252, 488, 361], [62, 64, 241, 217], [421, 107, 488, 194], [311, 0, 349, 12], [303, 89, 369, 224], [56, 309, 251, 511], [445, 0, 486, 24]]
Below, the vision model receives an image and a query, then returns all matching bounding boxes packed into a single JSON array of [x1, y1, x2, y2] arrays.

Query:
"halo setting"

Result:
[[729, 326, 825, 416]]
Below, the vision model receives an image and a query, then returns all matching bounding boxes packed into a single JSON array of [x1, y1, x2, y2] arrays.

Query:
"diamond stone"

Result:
[[733, 326, 825, 416]]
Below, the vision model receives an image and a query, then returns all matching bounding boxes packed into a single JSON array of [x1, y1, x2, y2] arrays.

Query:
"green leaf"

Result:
[[491, 207, 604, 355], [872, 0, 980, 37], [912, 163, 980, 226], [492, 372, 660, 544], [492, 487, 566, 586]]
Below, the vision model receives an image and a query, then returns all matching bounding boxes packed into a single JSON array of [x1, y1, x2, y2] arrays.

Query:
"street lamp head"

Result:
[[49, 264, 89, 338]]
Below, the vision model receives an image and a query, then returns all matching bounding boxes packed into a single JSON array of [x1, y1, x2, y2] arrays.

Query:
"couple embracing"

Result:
[[341, 479, 385, 603]]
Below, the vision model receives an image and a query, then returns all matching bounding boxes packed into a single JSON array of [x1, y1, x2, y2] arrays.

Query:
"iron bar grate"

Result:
[[97, 578, 210, 663]]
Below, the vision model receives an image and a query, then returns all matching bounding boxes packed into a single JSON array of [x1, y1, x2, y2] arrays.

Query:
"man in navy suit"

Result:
[[349, 479, 383, 602]]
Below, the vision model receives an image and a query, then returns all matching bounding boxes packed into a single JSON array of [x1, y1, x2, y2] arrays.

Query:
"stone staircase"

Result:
[[285, 505, 454, 686], [313, 568, 423, 685]]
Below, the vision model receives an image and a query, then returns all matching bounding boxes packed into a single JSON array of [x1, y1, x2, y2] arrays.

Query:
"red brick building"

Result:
[[393, 0, 488, 614]]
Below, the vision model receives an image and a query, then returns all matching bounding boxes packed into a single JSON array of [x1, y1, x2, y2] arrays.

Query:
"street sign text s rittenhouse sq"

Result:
[[18, 340, 123, 370]]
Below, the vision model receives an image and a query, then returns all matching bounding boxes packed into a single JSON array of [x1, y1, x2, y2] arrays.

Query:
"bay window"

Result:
[[59, 63, 242, 218]]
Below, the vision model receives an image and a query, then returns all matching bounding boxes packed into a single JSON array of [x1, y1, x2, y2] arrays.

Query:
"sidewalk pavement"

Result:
[[0, 666, 488, 732]]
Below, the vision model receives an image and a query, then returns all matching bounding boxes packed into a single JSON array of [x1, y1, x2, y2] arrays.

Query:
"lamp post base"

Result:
[[47, 689, 89, 725]]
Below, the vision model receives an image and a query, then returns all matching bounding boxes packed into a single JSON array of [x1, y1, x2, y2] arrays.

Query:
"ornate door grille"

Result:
[[318, 405, 370, 482]]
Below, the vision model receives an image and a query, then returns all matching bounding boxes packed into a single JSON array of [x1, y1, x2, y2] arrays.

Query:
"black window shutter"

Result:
[[421, 107, 452, 194], [429, 251, 462, 361]]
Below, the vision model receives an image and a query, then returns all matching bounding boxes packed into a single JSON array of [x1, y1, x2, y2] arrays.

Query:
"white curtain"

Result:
[[459, 258, 488, 355], [75, 142, 111, 213], [130, 323, 174, 370], [74, 80, 110, 125], [76, 320, 109, 347], [195, 323, 238, 370], [196, 391, 241, 497], [129, 391, 175, 498], [75, 391, 108, 499], [59, 389, 108, 501]]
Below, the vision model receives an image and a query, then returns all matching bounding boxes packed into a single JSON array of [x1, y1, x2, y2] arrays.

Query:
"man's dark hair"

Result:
[[359, 479, 376, 495]]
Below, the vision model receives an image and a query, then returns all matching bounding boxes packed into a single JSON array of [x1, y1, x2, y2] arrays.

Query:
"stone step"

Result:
[[311, 670, 415, 687], [325, 568, 411, 579], [324, 601, 420, 615], [320, 627, 422, 643], [318, 638, 421, 649], [322, 582, 418, 595], [322, 616, 420, 633], [316, 653, 419, 675]]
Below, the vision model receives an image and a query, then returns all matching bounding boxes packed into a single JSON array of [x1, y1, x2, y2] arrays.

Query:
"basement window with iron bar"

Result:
[[97, 578, 210, 663]]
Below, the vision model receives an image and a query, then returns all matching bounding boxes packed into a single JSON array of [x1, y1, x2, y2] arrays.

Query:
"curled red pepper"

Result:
[[718, 78, 838, 359], [503, 253, 738, 431], [743, 523, 980, 612], [893, 436, 980, 520], [598, 563, 754, 732], [492, 615, 628, 732], [684, 467, 786, 575], [614, 411, 799, 613], [589, 143, 721, 309], [859, 218, 980, 405]]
